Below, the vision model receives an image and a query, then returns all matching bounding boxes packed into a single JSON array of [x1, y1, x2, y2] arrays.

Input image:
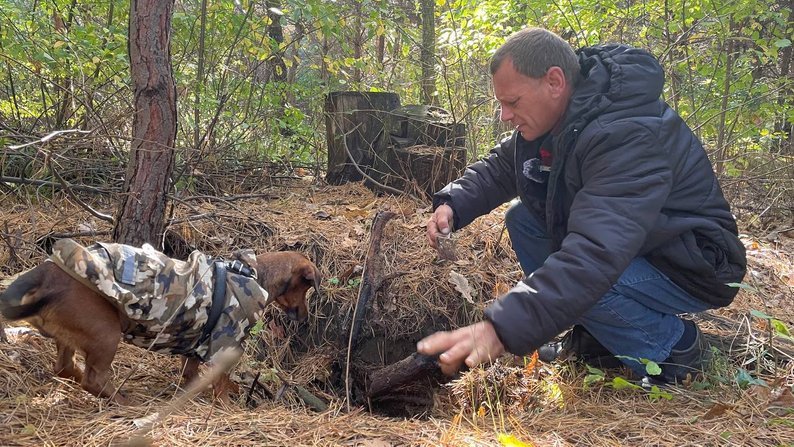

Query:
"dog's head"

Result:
[[242, 251, 320, 321]]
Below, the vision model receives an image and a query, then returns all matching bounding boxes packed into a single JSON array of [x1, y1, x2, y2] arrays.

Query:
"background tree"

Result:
[[112, 0, 177, 247], [0, 0, 790, 226], [420, 0, 437, 105]]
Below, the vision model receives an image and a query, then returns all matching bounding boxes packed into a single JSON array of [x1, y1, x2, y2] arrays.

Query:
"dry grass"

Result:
[[1, 181, 793, 446]]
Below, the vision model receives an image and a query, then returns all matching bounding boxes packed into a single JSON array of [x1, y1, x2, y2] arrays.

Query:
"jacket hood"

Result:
[[565, 45, 665, 130]]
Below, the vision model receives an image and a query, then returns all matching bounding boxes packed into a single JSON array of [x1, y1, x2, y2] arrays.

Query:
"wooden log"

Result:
[[343, 210, 397, 408], [366, 353, 441, 398], [325, 92, 400, 185]]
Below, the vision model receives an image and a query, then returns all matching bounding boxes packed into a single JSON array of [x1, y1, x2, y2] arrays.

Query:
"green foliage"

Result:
[[583, 363, 673, 400], [734, 367, 768, 388], [0, 0, 789, 186], [751, 310, 794, 340], [328, 276, 361, 288], [249, 319, 266, 337]]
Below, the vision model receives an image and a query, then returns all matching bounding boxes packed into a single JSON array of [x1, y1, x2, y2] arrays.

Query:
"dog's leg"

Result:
[[54, 341, 83, 383], [213, 372, 240, 404], [181, 356, 200, 384], [80, 328, 128, 405], [182, 357, 238, 404]]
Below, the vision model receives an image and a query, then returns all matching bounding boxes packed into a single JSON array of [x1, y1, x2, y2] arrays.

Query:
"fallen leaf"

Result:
[[524, 351, 539, 376], [356, 440, 392, 447], [498, 433, 534, 447], [133, 412, 159, 428], [492, 281, 510, 298], [768, 387, 794, 409], [343, 207, 370, 220], [449, 271, 474, 304], [702, 403, 732, 420]]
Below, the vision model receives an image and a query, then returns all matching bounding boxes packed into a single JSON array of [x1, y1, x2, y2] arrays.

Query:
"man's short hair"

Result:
[[490, 27, 580, 88]]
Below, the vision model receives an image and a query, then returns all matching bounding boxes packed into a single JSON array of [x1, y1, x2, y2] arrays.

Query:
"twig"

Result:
[[8, 129, 92, 150], [121, 349, 242, 447], [0, 176, 113, 194], [46, 156, 114, 223], [245, 371, 262, 407]]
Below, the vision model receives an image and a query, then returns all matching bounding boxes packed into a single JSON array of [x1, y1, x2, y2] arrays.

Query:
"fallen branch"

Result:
[[343, 210, 397, 410], [0, 176, 113, 194]]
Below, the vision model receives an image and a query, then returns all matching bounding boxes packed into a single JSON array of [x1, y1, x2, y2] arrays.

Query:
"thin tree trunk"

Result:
[[420, 0, 436, 105], [352, 0, 363, 86], [113, 0, 177, 247], [193, 0, 208, 149], [715, 23, 735, 177]]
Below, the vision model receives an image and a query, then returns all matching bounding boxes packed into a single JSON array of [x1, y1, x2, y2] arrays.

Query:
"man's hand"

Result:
[[416, 321, 505, 376], [427, 204, 454, 249]]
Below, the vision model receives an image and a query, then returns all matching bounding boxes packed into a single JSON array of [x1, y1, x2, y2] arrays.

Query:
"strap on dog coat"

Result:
[[195, 261, 227, 351]]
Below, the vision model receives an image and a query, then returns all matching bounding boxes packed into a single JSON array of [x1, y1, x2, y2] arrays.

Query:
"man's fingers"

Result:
[[426, 205, 454, 250], [417, 331, 452, 356]]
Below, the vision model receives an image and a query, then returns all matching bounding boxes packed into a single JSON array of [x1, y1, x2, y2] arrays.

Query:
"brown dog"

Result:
[[0, 241, 320, 405]]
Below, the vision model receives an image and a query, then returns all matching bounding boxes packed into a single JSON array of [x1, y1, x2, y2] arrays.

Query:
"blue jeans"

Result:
[[504, 200, 714, 376]]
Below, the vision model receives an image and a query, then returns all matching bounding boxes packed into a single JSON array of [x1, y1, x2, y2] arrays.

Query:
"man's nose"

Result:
[[499, 106, 513, 122]]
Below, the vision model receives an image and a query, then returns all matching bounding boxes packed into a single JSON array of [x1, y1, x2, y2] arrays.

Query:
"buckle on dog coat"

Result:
[[227, 259, 256, 279]]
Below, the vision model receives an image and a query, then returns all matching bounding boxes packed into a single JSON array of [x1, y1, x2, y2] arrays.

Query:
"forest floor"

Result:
[[1, 182, 793, 446]]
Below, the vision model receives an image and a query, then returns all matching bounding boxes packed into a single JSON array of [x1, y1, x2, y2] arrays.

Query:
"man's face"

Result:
[[493, 58, 568, 141]]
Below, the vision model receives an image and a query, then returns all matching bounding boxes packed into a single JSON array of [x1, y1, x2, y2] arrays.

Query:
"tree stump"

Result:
[[325, 91, 401, 185], [380, 105, 467, 198], [391, 145, 466, 198]]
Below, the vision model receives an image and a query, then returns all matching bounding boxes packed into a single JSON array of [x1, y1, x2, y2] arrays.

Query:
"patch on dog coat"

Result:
[[50, 239, 269, 362]]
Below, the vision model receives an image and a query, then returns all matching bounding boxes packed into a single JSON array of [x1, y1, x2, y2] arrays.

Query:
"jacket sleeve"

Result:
[[432, 135, 519, 230], [484, 123, 673, 355]]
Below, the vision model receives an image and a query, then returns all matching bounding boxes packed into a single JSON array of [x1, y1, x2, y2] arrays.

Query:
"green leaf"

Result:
[[751, 309, 774, 319], [328, 277, 340, 285], [774, 38, 792, 48], [610, 377, 642, 390], [644, 360, 662, 376], [647, 385, 673, 401], [249, 319, 265, 336], [734, 368, 766, 388], [771, 319, 792, 338], [584, 373, 605, 387], [586, 365, 605, 376]]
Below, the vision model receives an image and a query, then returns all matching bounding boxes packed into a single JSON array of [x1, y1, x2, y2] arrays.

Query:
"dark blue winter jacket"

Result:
[[432, 45, 747, 356]]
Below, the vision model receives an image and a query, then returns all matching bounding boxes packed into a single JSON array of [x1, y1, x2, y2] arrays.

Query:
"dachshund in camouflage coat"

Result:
[[0, 239, 320, 404]]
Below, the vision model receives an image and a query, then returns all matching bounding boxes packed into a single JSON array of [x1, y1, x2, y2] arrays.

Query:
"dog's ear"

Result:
[[301, 264, 321, 298]]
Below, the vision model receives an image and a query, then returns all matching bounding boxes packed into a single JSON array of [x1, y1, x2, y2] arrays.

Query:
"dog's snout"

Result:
[[286, 307, 300, 321]]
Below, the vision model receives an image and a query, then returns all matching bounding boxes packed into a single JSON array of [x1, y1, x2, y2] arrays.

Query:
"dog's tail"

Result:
[[0, 264, 51, 321]]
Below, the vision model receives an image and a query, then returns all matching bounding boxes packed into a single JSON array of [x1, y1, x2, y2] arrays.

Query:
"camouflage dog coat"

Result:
[[50, 239, 270, 363]]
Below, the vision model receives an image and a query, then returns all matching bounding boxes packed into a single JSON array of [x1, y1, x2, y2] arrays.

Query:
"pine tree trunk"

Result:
[[113, 0, 177, 247]]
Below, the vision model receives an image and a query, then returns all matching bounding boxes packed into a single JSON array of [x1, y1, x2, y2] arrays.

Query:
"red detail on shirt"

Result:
[[539, 147, 553, 167]]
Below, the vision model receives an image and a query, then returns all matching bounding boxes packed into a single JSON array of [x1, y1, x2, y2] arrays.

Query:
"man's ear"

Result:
[[545, 66, 567, 97]]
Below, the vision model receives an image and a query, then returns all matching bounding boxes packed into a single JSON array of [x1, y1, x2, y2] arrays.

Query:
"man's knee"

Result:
[[505, 201, 546, 237], [504, 201, 523, 230]]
